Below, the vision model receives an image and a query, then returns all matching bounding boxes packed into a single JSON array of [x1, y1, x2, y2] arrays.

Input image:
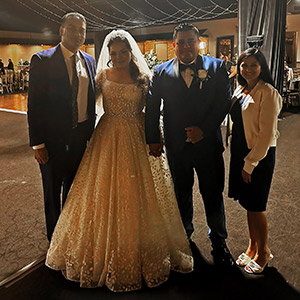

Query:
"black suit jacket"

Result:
[[145, 55, 231, 153], [27, 44, 96, 147]]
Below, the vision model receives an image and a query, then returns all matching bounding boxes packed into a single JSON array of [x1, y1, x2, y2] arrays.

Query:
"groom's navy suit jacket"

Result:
[[28, 44, 96, 148], [146, 55, 231, 153]]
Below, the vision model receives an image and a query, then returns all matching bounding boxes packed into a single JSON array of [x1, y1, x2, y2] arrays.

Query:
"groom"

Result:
[[27, 12, 96, 241], [145, 23, 233, 266]]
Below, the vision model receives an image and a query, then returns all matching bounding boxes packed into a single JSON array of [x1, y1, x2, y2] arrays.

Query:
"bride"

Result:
[[45, 29, 193, 292]]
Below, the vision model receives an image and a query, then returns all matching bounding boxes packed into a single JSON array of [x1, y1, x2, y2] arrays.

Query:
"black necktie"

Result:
[[179, 63, 197, 72], [71, 54, 78, 128]]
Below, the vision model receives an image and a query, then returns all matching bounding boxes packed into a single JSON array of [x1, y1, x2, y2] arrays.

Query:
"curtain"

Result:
[[238, 0, 286, 93]]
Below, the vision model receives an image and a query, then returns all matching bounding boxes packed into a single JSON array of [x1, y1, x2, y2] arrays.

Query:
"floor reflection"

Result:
[[0, 93, 28, 112]]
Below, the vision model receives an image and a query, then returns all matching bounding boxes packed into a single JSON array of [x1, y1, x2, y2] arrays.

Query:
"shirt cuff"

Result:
[[32, 144, 45, 150], [243, 160, 257, 174]]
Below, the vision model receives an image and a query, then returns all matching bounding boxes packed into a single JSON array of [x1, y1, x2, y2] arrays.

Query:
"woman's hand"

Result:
[[241, 169, 251, 184]]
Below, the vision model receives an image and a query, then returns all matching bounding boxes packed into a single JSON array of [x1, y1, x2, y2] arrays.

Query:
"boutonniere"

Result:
[[192, 69, 210, 89]]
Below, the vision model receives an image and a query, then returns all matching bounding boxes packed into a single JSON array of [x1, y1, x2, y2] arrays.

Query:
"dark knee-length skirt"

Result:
[[228, 100, 276, 212]]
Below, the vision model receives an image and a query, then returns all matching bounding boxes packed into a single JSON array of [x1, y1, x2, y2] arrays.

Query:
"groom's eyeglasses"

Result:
[[176, 39, 197, 47]]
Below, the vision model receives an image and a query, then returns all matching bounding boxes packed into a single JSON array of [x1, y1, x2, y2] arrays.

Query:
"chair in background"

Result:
[[0, 73, 12, 93], [7, 70, 14, 93], [0, 77, 3, 94]]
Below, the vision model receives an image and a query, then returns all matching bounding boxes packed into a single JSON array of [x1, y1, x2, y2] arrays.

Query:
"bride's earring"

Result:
[[107, 59, 113, 68]]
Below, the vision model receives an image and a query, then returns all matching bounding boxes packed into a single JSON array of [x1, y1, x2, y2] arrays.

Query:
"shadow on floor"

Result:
[[1, 243, 299, 300]]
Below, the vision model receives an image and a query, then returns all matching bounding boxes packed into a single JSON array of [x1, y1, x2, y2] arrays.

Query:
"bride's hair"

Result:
[[107, 35, 149, 89]]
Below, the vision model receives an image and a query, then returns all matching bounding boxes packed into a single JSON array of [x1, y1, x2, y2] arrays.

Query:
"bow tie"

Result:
[[179, 63, 197, 72]]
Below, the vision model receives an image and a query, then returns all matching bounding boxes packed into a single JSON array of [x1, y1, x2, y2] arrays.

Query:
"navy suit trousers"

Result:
[[166, 143, 227, 244], [39, 121, 90, 241]]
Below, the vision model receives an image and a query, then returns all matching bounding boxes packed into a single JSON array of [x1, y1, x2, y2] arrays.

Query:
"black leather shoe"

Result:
[[211, 243, 235, 267]]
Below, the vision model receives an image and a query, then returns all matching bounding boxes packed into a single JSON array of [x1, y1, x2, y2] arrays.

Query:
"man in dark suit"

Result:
[[27, 12, 96, 241], [145, 23, 233, 266], [7, 58, 14, 71], [0, 59, 5, 74], [222, 55, 234, 75]]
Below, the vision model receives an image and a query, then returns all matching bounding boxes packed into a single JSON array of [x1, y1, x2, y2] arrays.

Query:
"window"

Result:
[[154, 43, 168, 61]]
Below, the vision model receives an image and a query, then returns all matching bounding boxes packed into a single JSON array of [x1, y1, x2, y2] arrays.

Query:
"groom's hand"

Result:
[[149, 143, 163, 157], [185, 126, 204, 144]]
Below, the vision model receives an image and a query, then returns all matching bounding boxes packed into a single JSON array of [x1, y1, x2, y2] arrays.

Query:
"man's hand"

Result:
[[241, 169, 251, 184], [34, 147, 49, 165], [185, 126, 204, 144], [149, 143, 163, 157]]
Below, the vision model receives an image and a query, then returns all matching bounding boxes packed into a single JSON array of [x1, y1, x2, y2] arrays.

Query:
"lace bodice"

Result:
[[96, 70, 146, 118]]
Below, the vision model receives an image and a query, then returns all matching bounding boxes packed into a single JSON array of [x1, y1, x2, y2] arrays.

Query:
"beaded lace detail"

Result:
[[46, 70, 193, 292]]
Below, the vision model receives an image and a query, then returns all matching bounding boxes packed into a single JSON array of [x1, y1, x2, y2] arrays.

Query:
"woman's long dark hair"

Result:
[[237, 48, 274, 87], [107, 36, 148, 88]]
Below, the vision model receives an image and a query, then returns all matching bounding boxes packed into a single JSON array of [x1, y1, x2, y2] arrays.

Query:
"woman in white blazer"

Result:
[[228, 48, 282, 274]]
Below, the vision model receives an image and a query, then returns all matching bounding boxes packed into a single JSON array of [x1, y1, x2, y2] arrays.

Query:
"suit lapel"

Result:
[[79, 51, 94, 91], [173, 58, 180, 79], [53, 45, 71, 90], [195, 55, 203, 70], [200, 55, 212, 74]]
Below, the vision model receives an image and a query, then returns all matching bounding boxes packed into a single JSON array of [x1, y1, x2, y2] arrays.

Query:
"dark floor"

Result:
[[1, 243, 299, 300]]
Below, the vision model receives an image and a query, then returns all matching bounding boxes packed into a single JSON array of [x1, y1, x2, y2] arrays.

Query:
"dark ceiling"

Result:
[[0, 0, 238, 35]]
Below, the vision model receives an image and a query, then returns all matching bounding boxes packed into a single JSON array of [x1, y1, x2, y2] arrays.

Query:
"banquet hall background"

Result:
[[0, 1, 300, 299]]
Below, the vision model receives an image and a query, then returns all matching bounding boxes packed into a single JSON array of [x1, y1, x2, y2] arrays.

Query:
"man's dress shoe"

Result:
[[211, 243, 235, 267]]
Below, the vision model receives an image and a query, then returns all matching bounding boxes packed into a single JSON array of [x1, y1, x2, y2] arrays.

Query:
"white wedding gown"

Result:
[[45, 70, 193, 292]]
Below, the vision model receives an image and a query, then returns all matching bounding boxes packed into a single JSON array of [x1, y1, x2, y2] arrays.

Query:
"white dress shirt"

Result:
[[180, 58, 197, 88], [60, 43, 89, 123]]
